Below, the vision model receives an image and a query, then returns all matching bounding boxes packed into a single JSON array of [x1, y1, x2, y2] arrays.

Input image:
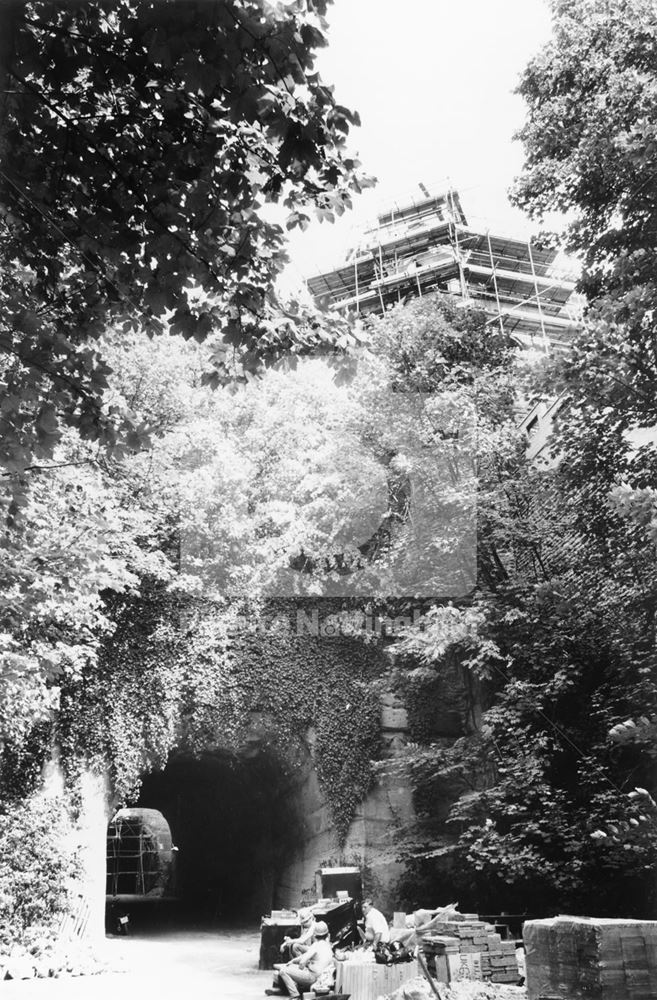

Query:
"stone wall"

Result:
[[276, 693, 412, 912], [42, 752, 109, 945]]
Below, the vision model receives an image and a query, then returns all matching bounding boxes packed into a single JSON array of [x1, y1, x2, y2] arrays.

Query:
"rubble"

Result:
[[0, 938, 117, 980], [387, 976, 526, 1000]]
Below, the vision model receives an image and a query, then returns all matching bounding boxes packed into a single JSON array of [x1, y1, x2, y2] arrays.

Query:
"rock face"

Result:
[[254, 694, 413, 910], [523, 916, 657, 1000], [261, 697, 414, 913]]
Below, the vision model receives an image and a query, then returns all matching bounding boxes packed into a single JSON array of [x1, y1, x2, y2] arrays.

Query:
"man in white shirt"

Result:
[[362, 897, 390, 947]]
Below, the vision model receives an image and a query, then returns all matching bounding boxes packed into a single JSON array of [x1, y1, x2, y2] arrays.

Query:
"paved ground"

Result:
[[2, 927, 273, 1000]]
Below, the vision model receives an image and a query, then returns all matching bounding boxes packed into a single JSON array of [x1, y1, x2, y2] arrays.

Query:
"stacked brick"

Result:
[[422, 918, 520, 985]]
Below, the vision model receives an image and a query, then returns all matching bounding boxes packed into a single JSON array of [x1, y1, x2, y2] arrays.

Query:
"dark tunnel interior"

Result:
[[107, 751, 302, 931]]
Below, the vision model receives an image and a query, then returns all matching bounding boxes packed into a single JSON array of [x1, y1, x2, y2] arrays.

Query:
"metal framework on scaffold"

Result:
[[306, 188, 581, 354]]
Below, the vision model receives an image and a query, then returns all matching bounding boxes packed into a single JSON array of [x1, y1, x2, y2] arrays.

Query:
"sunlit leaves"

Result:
[[0, 0, 373, 473]]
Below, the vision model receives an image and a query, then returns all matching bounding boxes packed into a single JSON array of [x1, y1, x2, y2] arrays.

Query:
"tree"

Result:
[[0, 0, 371, 477], [0, 427, 174, 744], [98, 294, 503, 604], [513, 1, 657, 306], [389, 527, 657, 916], [512, 0, 657, 436], [363, 288, 657, 916], [0, 291, 497, 748], [511, 0, 657, 752]]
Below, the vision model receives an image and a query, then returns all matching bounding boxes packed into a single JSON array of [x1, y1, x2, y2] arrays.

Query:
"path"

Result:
[[2, 927, 273, 1000]]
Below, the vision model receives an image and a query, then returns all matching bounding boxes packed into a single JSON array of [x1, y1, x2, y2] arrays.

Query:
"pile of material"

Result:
[[0, 939, 114, 980], [388, 975, 526, 999], [422, 918, 520, 984], [523, 916, 657, 1000]]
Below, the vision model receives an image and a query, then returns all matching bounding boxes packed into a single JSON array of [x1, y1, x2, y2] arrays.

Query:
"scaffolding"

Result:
[[306, 189, 581, 352], [106, 807, 176, 899]]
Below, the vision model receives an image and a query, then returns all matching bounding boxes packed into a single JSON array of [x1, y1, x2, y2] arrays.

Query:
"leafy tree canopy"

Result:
[[513, 0, 657, 305], [352, 247, 657, 918], [1, 292, 499, 741], [0, 0, 371, 476], [511, 0, 657, 551]]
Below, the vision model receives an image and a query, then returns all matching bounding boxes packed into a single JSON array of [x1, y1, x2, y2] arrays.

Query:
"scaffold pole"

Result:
[[528, 239, 549, 354], [486, 229, 505, 336]]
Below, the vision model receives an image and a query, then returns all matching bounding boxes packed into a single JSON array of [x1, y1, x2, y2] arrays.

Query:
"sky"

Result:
[[284, 0, 556, 285]]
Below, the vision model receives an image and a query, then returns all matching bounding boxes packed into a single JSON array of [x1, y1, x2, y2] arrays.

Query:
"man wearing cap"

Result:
[[280, 907, 316, 959], [273, 921, 334, 1000]]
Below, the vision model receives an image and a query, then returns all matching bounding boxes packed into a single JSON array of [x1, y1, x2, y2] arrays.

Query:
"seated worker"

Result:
[[361, 897, 390, 947], [274, 921, 334, 1000], [279, 907, 316, 959]]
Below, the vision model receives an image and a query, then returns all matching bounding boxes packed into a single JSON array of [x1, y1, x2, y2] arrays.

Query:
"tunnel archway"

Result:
[[126, 749, 304, 926]]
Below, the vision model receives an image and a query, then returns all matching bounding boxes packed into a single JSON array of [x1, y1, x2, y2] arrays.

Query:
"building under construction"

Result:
[[306, 189, 581, 354]]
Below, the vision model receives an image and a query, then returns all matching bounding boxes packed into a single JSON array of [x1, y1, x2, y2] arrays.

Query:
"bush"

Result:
[[0, 794, 79, 954]]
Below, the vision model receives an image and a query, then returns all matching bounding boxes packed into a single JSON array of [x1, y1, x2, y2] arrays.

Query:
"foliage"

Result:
[[58, 592, 384, 843], [11, 0, 657, 939], [390, 563, 657, 914], [512, 0, 657, 467], [314, 674, 382, 842], [0, 0, 372, 476], [366, 270, 657, 915], [33, 292, 509, 850], [513, 0, 657, 306], [163, 351, 478, 599], [511, 0, 657, 772], [0, 793, 79, 952], [96, 292, 502, 607], [0, 429, 173, 743], [385, 393, 657, 913], [2, 273, 505, 752], [49, 295, 501, 840], [0, 724, 50, 804]]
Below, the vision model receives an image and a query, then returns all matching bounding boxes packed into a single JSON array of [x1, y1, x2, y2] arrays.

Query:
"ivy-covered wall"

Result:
[[1, 580, 478, 924], [59, 587, 386, 838], [53, 585, 420, 910]]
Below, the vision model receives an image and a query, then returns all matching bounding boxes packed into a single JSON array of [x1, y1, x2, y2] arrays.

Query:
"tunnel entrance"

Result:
[[114, 750, 303, 928]]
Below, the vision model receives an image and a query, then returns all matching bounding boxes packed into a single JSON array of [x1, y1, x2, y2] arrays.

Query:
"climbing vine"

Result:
[[0, 794, 79, 952], [314, 682, 381, 843], [57, 589, 386, 846]]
